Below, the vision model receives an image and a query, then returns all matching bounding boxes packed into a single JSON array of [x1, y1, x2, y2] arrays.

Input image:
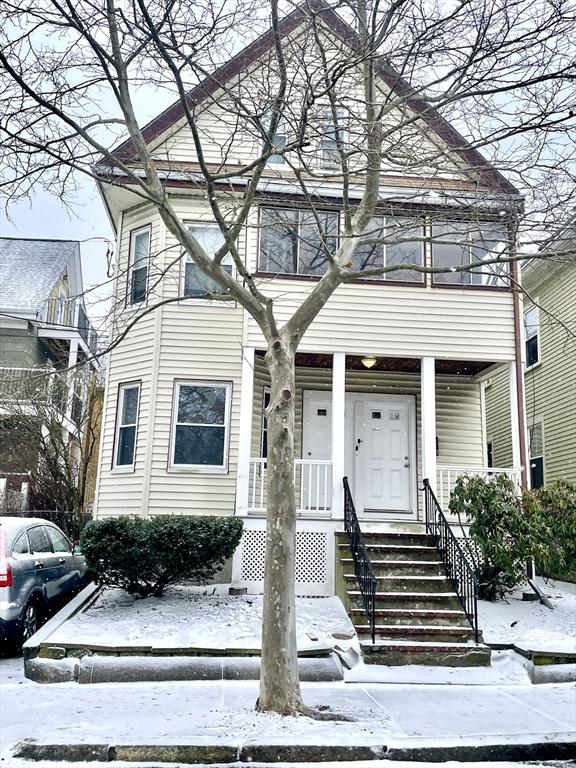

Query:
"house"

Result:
[[92, 2, 527, 602], [485, 233, 576, 488], [0, 238, 99, 509]]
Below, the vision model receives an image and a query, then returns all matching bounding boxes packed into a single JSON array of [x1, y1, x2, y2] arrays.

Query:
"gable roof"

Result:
[[112, 0, 518, 196], [0, 238, 79, 313]]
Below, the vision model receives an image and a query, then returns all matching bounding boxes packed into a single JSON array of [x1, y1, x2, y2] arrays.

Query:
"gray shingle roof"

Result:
[[0, 238, 79, 313]]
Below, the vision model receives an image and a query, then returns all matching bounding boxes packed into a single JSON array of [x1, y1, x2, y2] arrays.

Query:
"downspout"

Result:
[[511, 259, 528, 489]]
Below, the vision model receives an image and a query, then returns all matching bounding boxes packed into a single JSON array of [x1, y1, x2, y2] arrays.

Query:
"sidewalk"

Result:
[[2, 656, 575, 764]]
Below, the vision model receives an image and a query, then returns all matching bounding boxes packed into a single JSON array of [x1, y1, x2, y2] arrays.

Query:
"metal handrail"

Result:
[[422, 478, 480, 643], [343, 477, 377, 643]]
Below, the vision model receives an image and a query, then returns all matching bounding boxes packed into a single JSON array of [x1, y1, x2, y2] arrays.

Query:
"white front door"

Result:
[[353, 399, 412, 512], [302, 395, 332, 510], [302, 391, 415, 516]]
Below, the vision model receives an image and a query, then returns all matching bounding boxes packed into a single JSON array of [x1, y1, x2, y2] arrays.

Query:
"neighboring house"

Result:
[[0, 238, 99, 506], [485, 236, 576, 488], [93, 3, 528, 597]]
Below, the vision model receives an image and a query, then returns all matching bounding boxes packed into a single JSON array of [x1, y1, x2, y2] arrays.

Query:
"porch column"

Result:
[[508, 360, 525, 485], [421, 356, 437, 494], [235, 347, 255, 516], [331, 352, 346, 518]]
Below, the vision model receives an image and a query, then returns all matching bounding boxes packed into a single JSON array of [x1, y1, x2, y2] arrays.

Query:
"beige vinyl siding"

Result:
[[524, 264, 576, 484], [250, 356, 484, 514], [484, 370, 513, 469], [245, 281, 515, 360], [95, 205, 162, 517]]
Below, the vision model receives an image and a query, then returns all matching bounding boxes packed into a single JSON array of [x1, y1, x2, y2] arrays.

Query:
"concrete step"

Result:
[[337, 543, 440, 561], [349, 607, 468, 626], [336, 531, 435, 547], [348, 590, 463, 612], [340, 558, 445, 577], [355, 624, 475, 643], [360, 640, 491, 667], [344, 574, 454, 593]]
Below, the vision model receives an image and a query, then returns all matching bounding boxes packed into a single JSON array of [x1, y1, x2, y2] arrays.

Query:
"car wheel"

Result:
[[20, 602, 39, 646]]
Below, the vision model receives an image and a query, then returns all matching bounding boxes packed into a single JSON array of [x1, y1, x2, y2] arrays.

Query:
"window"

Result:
[[183, 224, 233, 299], [432, 221, 509, 286], [352, 216, 424, 281], [528, 421, 544, 489], [28, 526, 51, 554], [113, 383, 141, 469], [258, 207, 338, 275], [320, 109, 346, 167], [260, 387, 271, 459], [170, 382, 231, 470], [46, 527, 71, 554], [486, 440, 494, 469], [12, 534, 29, 556], [263, 114, 287, 164], [524, 305, 540, 367], [128, 226, 151, 304]]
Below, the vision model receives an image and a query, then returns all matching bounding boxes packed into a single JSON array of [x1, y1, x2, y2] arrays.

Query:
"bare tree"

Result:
[[1, 0, 575, 715], [0, 366, 103, 535]]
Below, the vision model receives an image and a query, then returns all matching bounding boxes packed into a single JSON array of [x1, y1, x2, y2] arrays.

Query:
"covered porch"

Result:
[[236, 351, 523, 521]]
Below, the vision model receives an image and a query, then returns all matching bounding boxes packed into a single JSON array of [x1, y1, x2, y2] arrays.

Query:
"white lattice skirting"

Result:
[[231, 519, 338, 596]]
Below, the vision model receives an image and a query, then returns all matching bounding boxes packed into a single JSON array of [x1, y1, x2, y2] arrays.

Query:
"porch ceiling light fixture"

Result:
[[361, 355, 377, 369]]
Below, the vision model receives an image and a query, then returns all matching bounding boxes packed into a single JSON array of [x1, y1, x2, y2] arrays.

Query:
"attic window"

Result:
[[320, 109, 346, 168]]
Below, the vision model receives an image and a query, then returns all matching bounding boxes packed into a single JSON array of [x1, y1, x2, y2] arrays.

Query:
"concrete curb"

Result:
[[12, 735, 576, 763], [529, 661, 576, 684]]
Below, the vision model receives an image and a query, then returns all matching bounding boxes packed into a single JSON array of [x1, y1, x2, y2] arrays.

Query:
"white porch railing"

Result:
[[437, 464, 522, 511], [248, 458, 332, 515]]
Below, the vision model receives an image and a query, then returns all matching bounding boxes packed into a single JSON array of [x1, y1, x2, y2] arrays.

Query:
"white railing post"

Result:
[[421, 356, 437, 494], [236, 347, 255, 516], [331, 352, 346, 519]]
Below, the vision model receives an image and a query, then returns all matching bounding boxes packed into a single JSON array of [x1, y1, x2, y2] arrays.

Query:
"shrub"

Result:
[[523, 479, 576, 580], [81, 515, 243, 597], [449, 474, 547, 600]]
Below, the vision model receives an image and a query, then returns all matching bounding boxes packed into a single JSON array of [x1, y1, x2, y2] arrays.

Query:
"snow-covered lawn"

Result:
[[478, 577, 576, 654], [49, 587, 355, 653]]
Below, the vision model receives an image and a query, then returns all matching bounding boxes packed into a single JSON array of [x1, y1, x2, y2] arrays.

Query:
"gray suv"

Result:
[[0, 517, 87, 649]]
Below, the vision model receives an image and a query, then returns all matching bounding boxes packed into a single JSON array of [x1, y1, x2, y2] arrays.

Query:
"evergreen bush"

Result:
[[523, 479, 576, 580], [81, 515, 243, 597], [449, 474, 547, 600]]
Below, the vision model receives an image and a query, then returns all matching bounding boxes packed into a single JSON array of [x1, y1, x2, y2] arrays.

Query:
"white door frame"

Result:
[[302, 390, 417, 517]]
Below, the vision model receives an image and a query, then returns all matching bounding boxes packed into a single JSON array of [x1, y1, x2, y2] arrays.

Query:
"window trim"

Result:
[[180, 221, 235, 304], [524, 302, 541, 369], [168, 379, 232, 473], [112, 380, 141, 472], [127, 225, 151, 307], [430, 220, 511, 290]]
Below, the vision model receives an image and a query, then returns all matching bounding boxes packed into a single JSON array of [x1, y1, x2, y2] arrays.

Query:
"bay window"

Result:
[[183, 224, 233, 298], [113, 382, 141, 469], [258, 207, 338, 275], [432, 221, 509, 286], [170, 381, 231, 470], [128, 226, 150, 304]]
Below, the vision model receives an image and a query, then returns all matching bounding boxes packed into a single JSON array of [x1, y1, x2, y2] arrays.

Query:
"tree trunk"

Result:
[[257, 337, 304, 715]]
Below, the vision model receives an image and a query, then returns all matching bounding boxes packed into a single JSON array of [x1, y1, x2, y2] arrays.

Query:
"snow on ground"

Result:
[[478, 578, 576, 653], [6, 762, 574, 768], [50, 588, 355, 652]]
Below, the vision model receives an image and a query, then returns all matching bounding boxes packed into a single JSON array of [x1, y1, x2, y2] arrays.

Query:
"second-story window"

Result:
[[352, 217, 424, 282], [524, 305, 540, 367], [432, 221, 509, 286], [263, 114, 287, 165], [259, 207, 338, 276], [128, 226, 151, 304], [184, 224, 233, 299]]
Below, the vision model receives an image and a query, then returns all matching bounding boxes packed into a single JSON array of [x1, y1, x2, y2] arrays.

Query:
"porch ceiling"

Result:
[[255, 351, 494, 376]]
